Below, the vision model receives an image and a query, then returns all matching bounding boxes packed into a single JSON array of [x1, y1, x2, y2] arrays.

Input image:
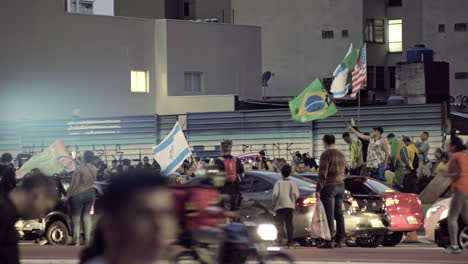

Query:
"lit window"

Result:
[[388, 19, 403, 53], [184, 72, 203, 94], [131, 70, 149, 93]]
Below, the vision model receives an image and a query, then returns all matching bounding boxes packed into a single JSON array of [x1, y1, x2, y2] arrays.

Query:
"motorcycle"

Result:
[[171, 221, 293, 264]]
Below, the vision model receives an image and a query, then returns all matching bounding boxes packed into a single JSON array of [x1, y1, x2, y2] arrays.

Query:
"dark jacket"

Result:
[[0, 196, 19, 264], [399, 171, 418, 194], [0, 165, 17, 197]]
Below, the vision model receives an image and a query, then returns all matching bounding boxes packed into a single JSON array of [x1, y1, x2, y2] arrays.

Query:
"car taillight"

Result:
[[385, 198, 400, 207], [348, 197, 360, 211], [90, 203, 95, 215], [299, 197, 317, 207]]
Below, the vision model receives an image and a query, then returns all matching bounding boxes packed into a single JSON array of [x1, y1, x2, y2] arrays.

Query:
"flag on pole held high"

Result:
[[330, 39, 363, 99], [289, 78, 337, 123], [153, 122, 192, 176], [351, 43, 367, 99]]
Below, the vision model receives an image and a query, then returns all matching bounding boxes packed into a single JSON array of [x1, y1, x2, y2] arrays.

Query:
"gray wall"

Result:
[[231, 0, 363, 97], [0, 0, 157, 122], [422, 0, 468, 97], [194, 0, 232, 23], [114, 0, 166, 19], [164, 20, 261, 98]]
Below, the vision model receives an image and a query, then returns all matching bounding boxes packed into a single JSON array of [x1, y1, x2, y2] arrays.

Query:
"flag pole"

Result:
[[357, 89, 361, 129], [325, 91, 349, 126]]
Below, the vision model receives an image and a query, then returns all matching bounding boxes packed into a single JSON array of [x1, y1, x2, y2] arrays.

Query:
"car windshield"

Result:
[[366, 179, 398, 193]]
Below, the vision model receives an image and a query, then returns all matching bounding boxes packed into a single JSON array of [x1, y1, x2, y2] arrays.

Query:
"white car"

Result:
[[424, 197, 468, 249]]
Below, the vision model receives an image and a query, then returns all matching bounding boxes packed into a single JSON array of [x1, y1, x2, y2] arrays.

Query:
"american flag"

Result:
[[351, 43, 367, 99]]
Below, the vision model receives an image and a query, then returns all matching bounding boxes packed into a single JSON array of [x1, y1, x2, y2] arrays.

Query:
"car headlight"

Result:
[[440, 209, 449, 220], [257, 224, 278, 241]]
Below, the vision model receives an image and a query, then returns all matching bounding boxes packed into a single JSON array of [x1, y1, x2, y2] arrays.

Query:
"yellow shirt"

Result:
[[407, 144, 419, 170], [435, 162, 447, 175]]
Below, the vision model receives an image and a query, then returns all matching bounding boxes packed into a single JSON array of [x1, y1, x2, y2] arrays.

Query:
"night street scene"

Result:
[[1, 0, 468, 264]]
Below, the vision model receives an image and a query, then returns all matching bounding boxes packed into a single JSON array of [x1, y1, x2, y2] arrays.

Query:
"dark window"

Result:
[[342, 30, 349, 38], [438, 24, 445, 33], [454, 23, 467, 32], [366, 179, 398, 193], [322, 30, 334, 39], [365, 19, 385, 43], [389, 66, 396, 89], [367, 66, 375, 90], [183, 2, 190, 17], [376, 66, 385, 90], [239, 174, 254, 192], [250, 176, 273, 192], [344, 179, 374, 195], [388, 0, 402, 6], [455, 72, 468, 79]]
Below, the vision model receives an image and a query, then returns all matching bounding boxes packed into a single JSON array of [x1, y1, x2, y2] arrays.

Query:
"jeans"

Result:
[[448, 193, 468, 246], [320, 183, 345, 243], [275, 208, 294, 245], [68, 188, 95, 244]]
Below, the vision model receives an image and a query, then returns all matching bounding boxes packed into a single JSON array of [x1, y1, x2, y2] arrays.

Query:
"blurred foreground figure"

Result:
[[80, 169, 175, 264], [0, 173, 59, 264]]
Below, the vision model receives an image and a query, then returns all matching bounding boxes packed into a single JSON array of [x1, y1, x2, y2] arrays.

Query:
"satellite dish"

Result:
[[262, 71, 272, 87]]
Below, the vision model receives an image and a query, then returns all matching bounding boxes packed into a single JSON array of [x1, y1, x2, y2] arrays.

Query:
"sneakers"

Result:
[[38, 239, 48, 246], [443, 246, 462, 254]]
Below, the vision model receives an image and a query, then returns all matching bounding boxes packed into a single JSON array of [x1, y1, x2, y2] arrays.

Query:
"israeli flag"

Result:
[[153, 122, 192, 176]]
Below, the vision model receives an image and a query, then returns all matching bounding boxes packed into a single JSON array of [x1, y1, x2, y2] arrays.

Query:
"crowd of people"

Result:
[[0, 127, 467, 264]]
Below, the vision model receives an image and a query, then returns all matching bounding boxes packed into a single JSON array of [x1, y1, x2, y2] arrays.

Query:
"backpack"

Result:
[[220, 158, 238, 183]]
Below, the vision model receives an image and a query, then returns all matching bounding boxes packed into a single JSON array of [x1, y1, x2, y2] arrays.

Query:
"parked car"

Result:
[[187, 171, 390, 247], [295, 174, 423, 247], [15, 176, 108, 245], [424, 196, 468, 249]]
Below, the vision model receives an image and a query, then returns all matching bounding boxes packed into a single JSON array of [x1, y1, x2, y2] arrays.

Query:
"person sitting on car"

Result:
[[0, 173, 58, 264]]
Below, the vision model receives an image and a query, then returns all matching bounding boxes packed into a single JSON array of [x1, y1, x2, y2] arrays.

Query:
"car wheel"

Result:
[[356, 235, 384, 248], [381, 232, 403, 247], [46, 221, 71, 245], [459, 225, 468, 250]]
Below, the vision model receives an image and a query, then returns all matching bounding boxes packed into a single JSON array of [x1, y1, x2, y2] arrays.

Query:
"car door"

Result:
[[247, 174, 274, 210]]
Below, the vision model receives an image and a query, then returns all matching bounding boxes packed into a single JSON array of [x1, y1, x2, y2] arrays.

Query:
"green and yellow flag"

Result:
[[289, 78, 337, 123]]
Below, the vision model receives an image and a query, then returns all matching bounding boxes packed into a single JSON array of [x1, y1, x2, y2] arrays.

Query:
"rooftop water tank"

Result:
[[407, 44, 433, 63]]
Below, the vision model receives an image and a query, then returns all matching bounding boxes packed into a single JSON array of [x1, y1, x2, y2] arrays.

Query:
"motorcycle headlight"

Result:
[[257, 224, 277, 241]]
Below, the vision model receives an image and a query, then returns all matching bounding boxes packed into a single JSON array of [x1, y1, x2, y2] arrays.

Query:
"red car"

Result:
[[297, 174, 423, 247]]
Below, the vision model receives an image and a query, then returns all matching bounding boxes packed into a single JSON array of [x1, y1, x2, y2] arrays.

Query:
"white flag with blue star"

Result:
[[153, 122, 192, 176]]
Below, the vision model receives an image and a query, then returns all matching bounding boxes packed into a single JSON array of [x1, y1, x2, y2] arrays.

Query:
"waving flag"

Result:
[[351, 43, 367, 99], [289, 78, 337, 123], [331, 41, 362, 98], [153, 122, 192, 176]]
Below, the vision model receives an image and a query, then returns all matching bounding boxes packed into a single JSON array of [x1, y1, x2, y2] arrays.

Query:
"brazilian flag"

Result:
[[289, 78, 337, 123]]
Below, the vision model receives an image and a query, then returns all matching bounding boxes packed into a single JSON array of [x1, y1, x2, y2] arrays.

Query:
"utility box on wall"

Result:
[[396, 62, 450, 104]]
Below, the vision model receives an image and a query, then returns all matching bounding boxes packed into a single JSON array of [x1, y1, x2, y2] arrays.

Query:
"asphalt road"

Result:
[[19, 243, 468, 264]]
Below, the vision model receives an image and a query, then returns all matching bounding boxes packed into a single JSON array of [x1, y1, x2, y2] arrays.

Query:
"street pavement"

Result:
[[19, 242, 468, 264]]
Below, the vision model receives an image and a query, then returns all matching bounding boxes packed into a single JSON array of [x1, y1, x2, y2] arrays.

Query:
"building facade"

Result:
[[183, 0, 467, 100], [0, 0, 261, 122]]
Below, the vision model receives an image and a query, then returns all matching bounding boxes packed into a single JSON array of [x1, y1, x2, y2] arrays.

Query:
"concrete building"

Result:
[[183, 0, 467, 100], [0, 0, 261, 122]]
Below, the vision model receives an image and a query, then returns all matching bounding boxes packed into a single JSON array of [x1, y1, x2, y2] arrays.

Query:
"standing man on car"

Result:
[[0, 173, 58, 264], [317, 134, 347, 249], [215, 139, 244, 211], [342, 132, 364, 175]]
